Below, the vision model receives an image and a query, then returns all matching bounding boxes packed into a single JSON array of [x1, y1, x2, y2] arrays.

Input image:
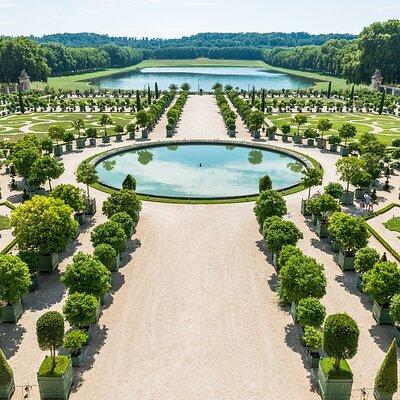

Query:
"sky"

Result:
[[0, 0, 399, 38]]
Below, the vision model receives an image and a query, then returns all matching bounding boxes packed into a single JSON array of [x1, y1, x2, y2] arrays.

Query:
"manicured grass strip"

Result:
[[0, 215, 11, 230], [320, 357, 353, 380], [384, 216, 400, 233], [0, 201, 16, 210], [1, 238, 17, 255], [38, 356, 70, 377], [367, 225, 400, 263]]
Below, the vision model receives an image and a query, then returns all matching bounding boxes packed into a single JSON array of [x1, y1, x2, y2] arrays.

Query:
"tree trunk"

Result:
[[308, 187, 311, 199], [48, 179, 52, 191], [334, 357, 341, 371]]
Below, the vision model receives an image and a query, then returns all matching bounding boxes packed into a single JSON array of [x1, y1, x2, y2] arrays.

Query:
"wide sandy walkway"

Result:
[[2, 94, 399, 400]]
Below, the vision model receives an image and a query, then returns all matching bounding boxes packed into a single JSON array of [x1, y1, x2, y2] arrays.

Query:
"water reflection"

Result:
[[248, 150, 263, 165], [137, 149, 154, 165], [287, 161, 304, 173], [102, 160, 116, 171]]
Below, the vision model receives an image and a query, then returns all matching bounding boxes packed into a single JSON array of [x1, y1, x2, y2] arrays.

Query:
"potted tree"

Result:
[[85, 127, 97, 146], [363, 261, 400, 324], [354, 247, 380, 292], [63, 131, 75, 153], [259, 175, 272, 193], [50, 184, 86, 226], [303, 326, 323, 368], [249, 110, 264, 139], [352, 169, 372, 200], [267, 125, 277, 140], [72, 119, 86, 149], [0, 349, 14, 399], [18, 249, 41, 292], [63, 293, 100, 342], [279, 253, 326, 321], [136, 110, 150, 139], [328, 212, 370, 271], [374, 339, 398, 400], [324, 182, 344, 202], [114, 124, 124, 142], [126, 123, 136, 140], [11, 196, 78, 272], [300, 168, 323, 216], [292, 114, 307, 143], [253, 189, 287, 228], [297, 297, 326, 329], [110, 212, 135, 238], [336, 157, 363, 205], [91, 221, 128, 257], [36, 311, 73, 400], [307, 194, 340, 237], [316, 118, 332, 149], [280, 124, 290, 142], [390, 295, 400, 346], [27, 155, 64, 191], [94, 243, 119, 272], [318, 313, 359, 400], [63, 329, 88, 367], [0, 255, 31, 322], [76, 162, 99, 216], [276, 245, 303, 272], [338, 123, 357, 156], [262, 216, 303, 265], [48, 125, 65, 157], [304, 128, 318, 147], [328, 134, 341, 152], [99, 114, 112, 143]]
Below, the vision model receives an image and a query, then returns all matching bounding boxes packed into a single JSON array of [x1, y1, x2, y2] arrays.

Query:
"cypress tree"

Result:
[[18, 90, 25, 114], [379, 91, 386, 115], [349, 85, 355, 103], [375, 339, 398, 395], [136, 90, 141, 111], [251, 86, 255, 106], [261, 89, 265, 112], [0, 349, 13, 386], [155, 82, 159, 99], [147, 85, 151, 105], [327, 82, 332, 99]]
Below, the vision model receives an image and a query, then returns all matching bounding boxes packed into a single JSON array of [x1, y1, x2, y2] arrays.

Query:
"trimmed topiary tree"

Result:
[[324, 182, 344, 200], [307, 193, 340, 221], [259, 175, 272, 192], [253, 189, 287, 227], [302, 168, 323, 199], [94, 244, 117, 271], [63, 292, 99, 330], [0, 349, 14, 392], [296, 297, 326, 328], [50, 184, 85, 214], [76, 162, 99, 200], [28, 155, 64, 191], [91, 221, 127, 254], [110, 212, 134, 237], [122, 174, 137, 191], [374, 339, 398, 399], [354, 247, 380, 275], [61, 252, 111, 298], [63, 329, 88, 366], [276, 245, 304, 271]]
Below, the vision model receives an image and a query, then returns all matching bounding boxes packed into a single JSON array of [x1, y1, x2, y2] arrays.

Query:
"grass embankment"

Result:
[[45, 58, 352, 92]]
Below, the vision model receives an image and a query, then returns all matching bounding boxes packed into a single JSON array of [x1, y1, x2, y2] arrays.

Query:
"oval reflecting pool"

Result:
[[95, 143, 305, 198]]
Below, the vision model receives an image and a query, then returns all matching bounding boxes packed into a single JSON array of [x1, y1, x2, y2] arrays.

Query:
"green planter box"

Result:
[[65, 143, 73, 152], [53, 145, 63, 157], [0, 299, 23, 323], [340, 191, 354, 205], [340, 146, 350, 156], [393, 326, 400, 347], [301, 199, 312, 216], [102, 136, 110, 144], [337, 250, 355, 271], [228, 130, 236, 138], [316, 219, 328, 238], [76, 138, 86, 149], [128, 131, 136, 140], [268, 132, 275, 140], [253, 130, 260, 139], [37, 357, 73, 400], [29, 273, 39, 292], [355, 188, 365, 200], [74, 212, 86, 226], [39, 253, 60, 273], [318, 361, 353, 400], [356, 275, 364, 292], [142, 129, 148, 139], [372, 301, 393, 325], [71, 352, 82, 368], [85, 198, 96, 216], [89, 138, 96, 146], [115, 134, 123, 142], [293, 135, 302, 144], [109, 253, 121, 272], [317, 138, 327, 149], [282, 134, 288, 142], [166, 129, 173, 138], [290, 302, 297, 322], [311, 213, 318, 226], [306, 349, 320, 369], [374, 388, 394, 400], [307, 138, 314, 146], [0, 376, 14, 400], [329, 144, 338, 152]]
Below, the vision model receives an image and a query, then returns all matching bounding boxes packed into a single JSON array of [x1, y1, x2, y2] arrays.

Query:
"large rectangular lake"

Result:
[[94, 66, 316, 91]]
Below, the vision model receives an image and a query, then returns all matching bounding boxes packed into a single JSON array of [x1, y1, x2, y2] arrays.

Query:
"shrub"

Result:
[[363, 261, 400, 306], [28, 155, 64, 190], [0, 349, 13, 386], [18, 249, 40, 275], [276, 245, 303, 271], [36, 311, 65, 366], [327, 212, 370, 256], [303, 326, 323, 352], [63, 292, 99, 329], [102, 189, 142, 225], [0, 255, 31, 305], [259, 175, 272, 192], [253, 190, 287, 227], [50, 184, 85, 213], [324, 182, 344, 200], [323, 313, 359, 372], [296, 297, 326, 328], [279, 254, 326, 304], [328, 135, 341, 145], [63, 330, 88, 354], [76, 162, 99, 199], [110, 212, 134, 236], [390, 294, 400, 325], [392, 138, 400, 148], [11, 195, 78, 255], [94, 244, 117, 271], [354, 247, 380, 275], [91, 221, 127, 254], [307, 193, 340, 221], [61, 252, 111, 298], [122, 174, 137, 191], [335, 157, 363, 192], [301, 168, 323, 199], [374, 339, 398, 395], [263, 216, 303, 255]]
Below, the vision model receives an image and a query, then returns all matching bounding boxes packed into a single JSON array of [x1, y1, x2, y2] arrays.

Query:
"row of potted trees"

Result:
[[166, 90, 189, 137], [214, 88, 236, 137]]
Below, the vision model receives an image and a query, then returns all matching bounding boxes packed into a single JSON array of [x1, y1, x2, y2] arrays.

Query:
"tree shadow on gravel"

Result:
[[101, 272, 126, 311], [0, 323, 26, 358], [334, 273, 372, 311], [71, 324, 108, 392], [369, 324, 394, 352], [310, 238, 332, 255], [119, 238, 141, 269], [284, 324, 319, 393]]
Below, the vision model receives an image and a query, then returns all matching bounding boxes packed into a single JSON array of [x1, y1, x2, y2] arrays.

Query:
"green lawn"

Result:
[[384, 216, 400, 233], [0, 112, 135, 141], [43, 58, 354, 92], [268, 112, 400, 145], [0, 215, 11, 230]]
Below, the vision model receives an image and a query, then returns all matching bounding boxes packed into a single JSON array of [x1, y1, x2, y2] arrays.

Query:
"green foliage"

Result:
[[94, 244, 117, 271], [363, 261, 400, 306], [7, 135, 41, 178], [354, 247, 380, 275], [136, 110, 150, 128], [327, 212, 370, 254], [324, 182, 344, 199], [85, 127, 97, 138], [110, 212, 134, 237], [76, 162, 99, 198], [253, 189, 287, 227], [11, 195, 78, 255], [91, 220, 127, 254], [390, 294, 400, 325], [48, 125, 66, 144], [374, 339, 398, 394], [262, 216, 303, 255], [37, 356, 70, 378], [63, 292, 98, 329], [40, 136, 54, 154], [0, 255, 31, 305], [323, 313, 359, 371], [63, 330, 88, 353], [259, 175, 272, 192], [296, 297, 326, 328], [281, 123, 291, 135], [18, 249, 40, 275], [0, 349, 13, 386], [301, 168, 323, 198], [338, 123, 357, 145], [122, 174, 137, 191], [292, 114, 307, 134], [276, 245, 303, 271], [328, 135, 341, 145], [316, 118, 332, 137], [320, 357, 353, 380], [279, 254, 326, 304], [36, 311, 65, 365], [102, 189, 142, 224], [335, 156, 363, 192], [307, 193, 340, 220], [61, 252, 111, 298], [302, 326, 323, 352], [99, 114, 113, 134], [28, 156, 64, 189], [50, 184, 85, 213]]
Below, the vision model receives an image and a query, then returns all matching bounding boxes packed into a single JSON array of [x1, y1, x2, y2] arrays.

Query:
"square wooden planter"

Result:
[[355, 188, 365, 200], [115, 134, 123, 142], [37, 357, 73, 400], [85, 199, 96, 216], [290, 302, 297, 322], [374, 388, 395, 400], [65, 143, 73, 152], [356, 275, 364, 292], [268, 132, 275, 140], [76, 138, 86, 149], [141, 129, 148, 139], [340, 191, 354, 206], [282, 134, 288, 142], [301, 199, 312, 216], [306, 349, 320, 369], [253, 130, 260, 139], [337, 250, 355, 271], [329, 144, 338, 152], [128, 131, 136, 140], [53, 145, 63, 157], [293, 135, 303, 144], [74, 213, 86, 226], [372, 301, 393, 325], [0, 299, 23, 323], [307, 138, 314, 146], [89, 138, 97, 146], [102, 136, 110, 144], [316, 219, 328, 238], [39, 254, 60, 273], [0, 376, 15, 400], [166, 129, 173, 138], [228, 130, 236, 138], [317, 138, 327, 149], [318, 361, 353, 400], [393, 326, 400, 347], [340, 146, 350, 157]]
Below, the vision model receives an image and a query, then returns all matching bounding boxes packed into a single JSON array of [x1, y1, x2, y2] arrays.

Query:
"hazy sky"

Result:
[[0, 0, 399, 37]]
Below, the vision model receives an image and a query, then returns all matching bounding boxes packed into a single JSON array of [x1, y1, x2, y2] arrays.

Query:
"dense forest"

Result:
[[35, 32, 355, 48]]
